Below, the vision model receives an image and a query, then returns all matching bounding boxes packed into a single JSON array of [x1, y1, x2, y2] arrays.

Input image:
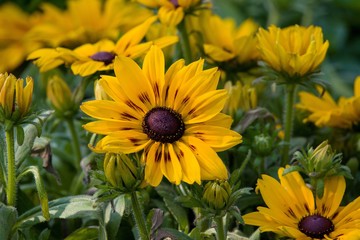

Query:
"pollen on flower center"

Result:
[[142, 106, 185, 143], [90, 51, 115, 65], [298, 214, 334, 238]]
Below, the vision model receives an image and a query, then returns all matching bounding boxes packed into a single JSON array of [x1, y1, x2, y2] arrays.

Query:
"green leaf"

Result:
[[15, 110, 52, 167], [16, 125, 24, 146], [105, 195, 126, 240], [157, 228, 193, 240], [163, 197, 189, 233], [228, 206, 244, 224], [15, 195, 98, 229], [0, 203, 18, 239], [248, 228, 261, 240], [64, 227, 99, 240], [282, 165, 303, 175]]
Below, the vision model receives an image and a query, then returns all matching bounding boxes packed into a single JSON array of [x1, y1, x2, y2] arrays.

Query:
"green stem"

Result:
[[66, 119, 82, 169], [178, 18, 192, 64], [281, 84, 297, 166], [214, 216, 226, 240], [130, 191, 149, 240], [6, 128, 16, 206]]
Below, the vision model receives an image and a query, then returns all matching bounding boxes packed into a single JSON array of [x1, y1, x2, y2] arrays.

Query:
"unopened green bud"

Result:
[[203, 180, 231, 210], [103, 153, 145, 192], [253, 134, 272, 156]]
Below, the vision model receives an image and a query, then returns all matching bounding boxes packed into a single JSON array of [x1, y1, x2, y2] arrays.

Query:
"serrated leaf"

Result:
[[64, 227, 99, 240], [0, 203, 17, 239], [15, 195, 98, 229]]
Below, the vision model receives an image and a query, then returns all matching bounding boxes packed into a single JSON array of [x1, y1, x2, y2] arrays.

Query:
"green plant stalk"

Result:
[[66, 118, 82, 169], [178, 18, 192, 64], [130, 191, 149, 240], [214, 216, 226, 240], [281, 84, 296, 166], [6, 128, 16, 206]]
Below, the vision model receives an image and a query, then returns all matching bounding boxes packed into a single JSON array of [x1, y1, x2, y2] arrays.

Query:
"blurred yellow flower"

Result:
[[257, 25, 329, 78], [137, 0, 205, 26], [297, 77, 360, 129], [81, 46, 242, 186], [223, 81, 257, 116], [0, 4, 43, 72], [0, 73, 33, 124], [201, 14, 259, 65], [28, 17, 178, 76], [243, 168, 360, 239], [29, 0, 153, 47]]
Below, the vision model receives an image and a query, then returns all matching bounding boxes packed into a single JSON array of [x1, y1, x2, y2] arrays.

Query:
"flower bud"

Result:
[[103, 153, 145, 192], [253, 133, 273, 156], [0, 72, 33, 127], [203, 180, 231, 210], [94, 80, 111, 100], [46, 75, 75, 117]]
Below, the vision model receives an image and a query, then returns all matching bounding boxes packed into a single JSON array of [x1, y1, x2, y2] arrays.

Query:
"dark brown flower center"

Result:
[[298, 214, 334, 239], [142, 107, 185, 143], [90, 51, 115, 65], [170, 0, 179, 7]]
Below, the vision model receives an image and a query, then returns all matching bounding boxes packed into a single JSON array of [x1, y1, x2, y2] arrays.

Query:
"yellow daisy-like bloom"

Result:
[[29, 0, 153, 47], [200, 13, 259, 64], [297, 77, 360, 129], [243, 168, 360, 239], [223, 81, 257, 116], [137, 0, 204, 26], [0, 4, 43, 72], [257, 25, 329, 78], [81, 45, 242, 186], [0, 73, 33, 123], [28, 17, 178, 76]]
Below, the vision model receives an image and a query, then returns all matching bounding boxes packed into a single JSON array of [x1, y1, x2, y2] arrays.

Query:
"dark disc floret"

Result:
[[170, 0, 179, 7], [142, 106, 185, 143], [90, 51, 115, 65], [298, 214, 334, 239]]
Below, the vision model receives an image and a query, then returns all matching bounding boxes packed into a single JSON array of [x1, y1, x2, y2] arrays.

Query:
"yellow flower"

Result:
[[81, 45, 242, 186], [29, 0, 153, 47], [257, 25, 329, 78], [223, 81, 257, 116], [0, 73, 33, 124], [201, 13, 259, 64], [137, 0, 205, 26], [28, 17, 178, 76], [46, 75, 75, 117], [0, 4, 43, 72], [243, 168, 360, 239], [297, 77, 360, 129]]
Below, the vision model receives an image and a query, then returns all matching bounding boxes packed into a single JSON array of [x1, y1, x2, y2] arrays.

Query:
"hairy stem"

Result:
[[131, 191, 149, 240], [6, 128, 16, 206]]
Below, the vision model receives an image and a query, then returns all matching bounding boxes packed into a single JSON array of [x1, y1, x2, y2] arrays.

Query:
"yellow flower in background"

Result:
[[28, 17, 178, 76], [0, 73, 33, 123], [0, 4, 43, 72], [297, 77, 360, 129], [257, 25, 329, 78], [29, 0, 153, 47], [46, 76, 75, 117], [200, 13, 259, 65], [223, 81, 257, 116], [81, 46, 242, 186], [137, 0, 205, 26], [243, 168, 360, 239]]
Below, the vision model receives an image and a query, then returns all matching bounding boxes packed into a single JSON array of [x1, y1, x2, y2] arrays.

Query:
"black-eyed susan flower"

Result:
[[257, 25, 329, 81], [81, 45, 242, 186], [243, 167, 360, 239], [0, 73, 33, 126], [28, 17, 178, 76], [297, 76, 360, 129], [200, 13, 259, 67], [137, 0, 205, 27], [29, 0, 153, 47]]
